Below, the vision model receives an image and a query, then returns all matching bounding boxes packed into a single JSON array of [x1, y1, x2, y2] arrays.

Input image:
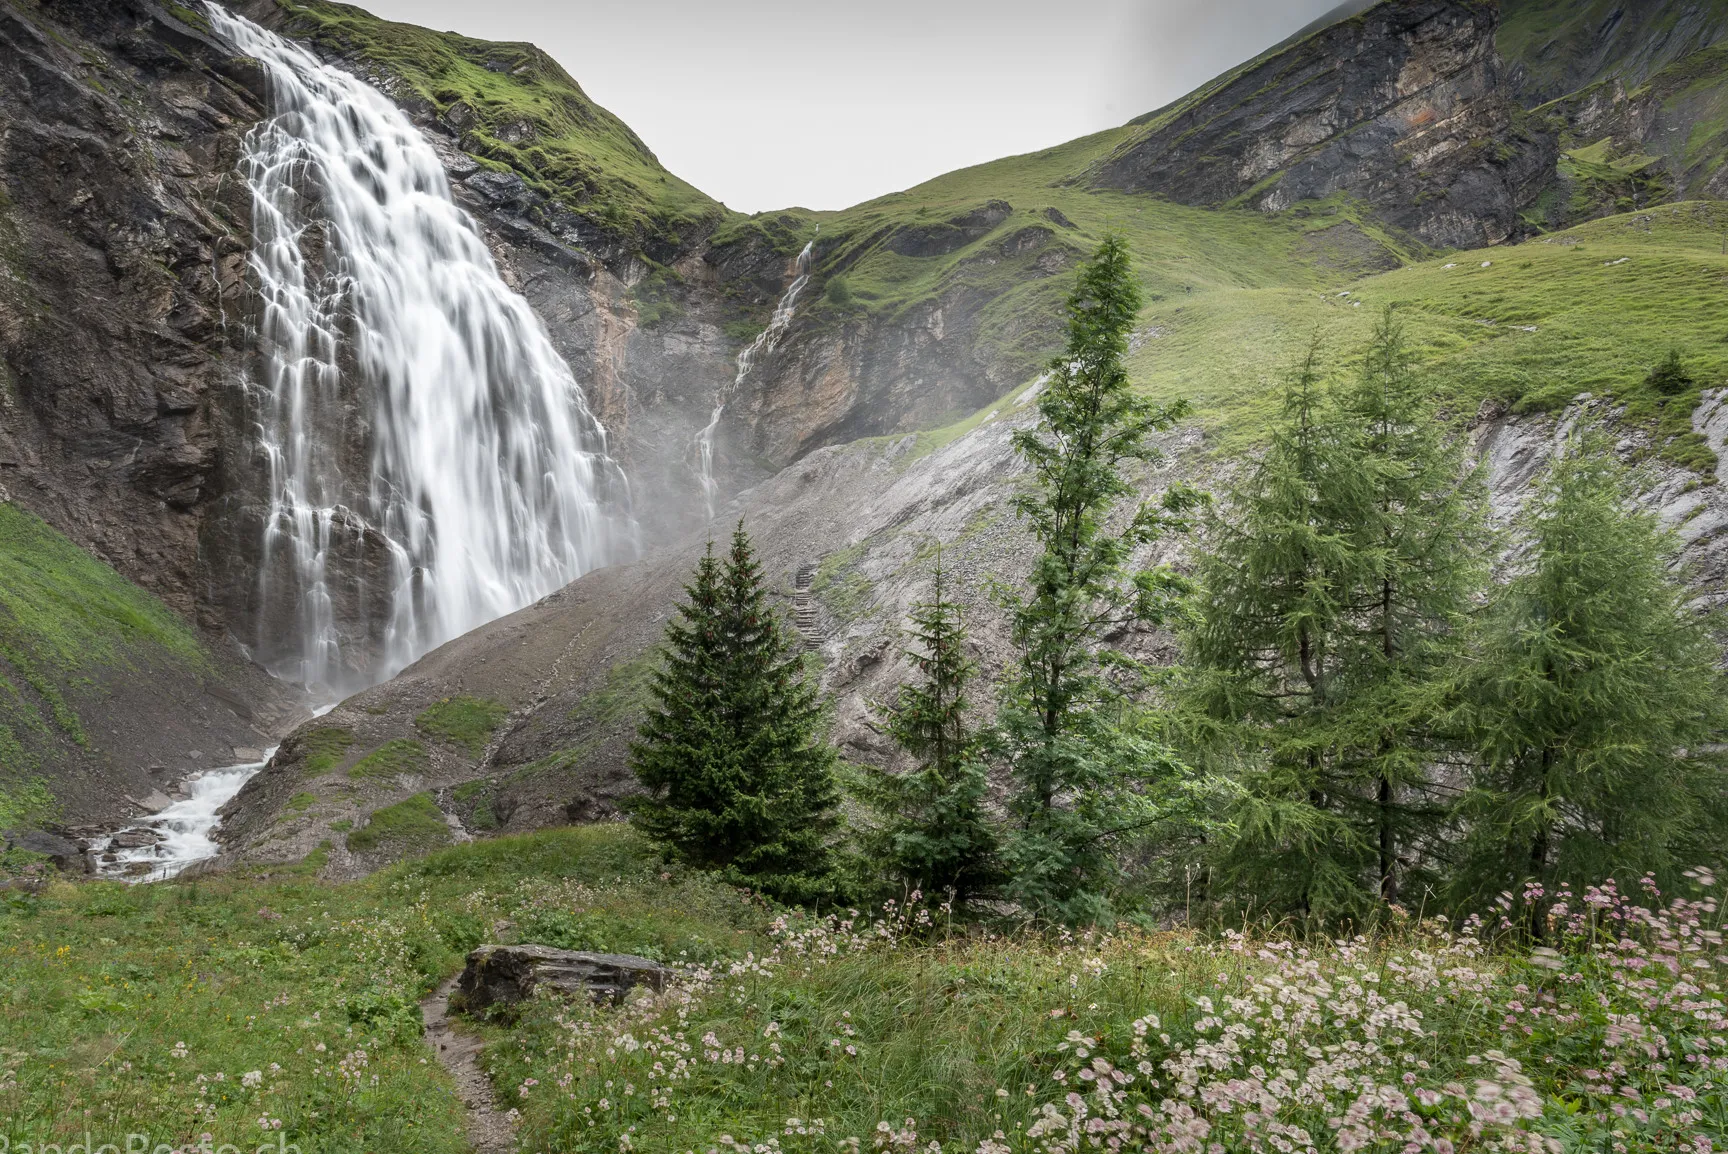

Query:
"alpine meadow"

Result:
[[5, 1, 1728, 1153]]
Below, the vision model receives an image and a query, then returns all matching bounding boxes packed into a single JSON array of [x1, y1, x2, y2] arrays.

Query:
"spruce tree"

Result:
[[1451, 436, 1728, 908], [1184, 318, 1487, 922], [997, 233, 1199, 924], [855, 551, 998, 904], [628, 522, 841, 903]]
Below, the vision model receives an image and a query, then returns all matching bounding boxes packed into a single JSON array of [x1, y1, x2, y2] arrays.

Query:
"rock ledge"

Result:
[[451, 944, 668, 1015]]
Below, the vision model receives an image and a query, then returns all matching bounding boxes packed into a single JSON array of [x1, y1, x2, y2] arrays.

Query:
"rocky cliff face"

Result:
[[1499, 0, 1728, 104], [1095, 0, 1554, 250], [0, 0, 260, 619], [0, 0, 307, 817], [736, 208, 1080, 464]]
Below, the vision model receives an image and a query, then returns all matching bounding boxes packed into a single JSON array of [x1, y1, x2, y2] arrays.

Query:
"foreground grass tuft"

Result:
[[348, 738, 430, 781], [0, 827, 765, 1148], [0, 503, 212, 759], [346, 792, 452, 854]]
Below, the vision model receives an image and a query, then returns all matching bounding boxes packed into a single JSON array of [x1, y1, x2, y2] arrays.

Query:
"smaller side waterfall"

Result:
[[94, 750, 276, 882], [694, 241, 815, 518]]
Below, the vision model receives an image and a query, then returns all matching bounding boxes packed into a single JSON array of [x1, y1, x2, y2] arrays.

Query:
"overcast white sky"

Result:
[[361, 0, 1345, 213]]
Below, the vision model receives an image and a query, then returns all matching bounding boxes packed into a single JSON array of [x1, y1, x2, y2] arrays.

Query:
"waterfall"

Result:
[[694, 240, 814, 518], [209, 5, 630, 702]]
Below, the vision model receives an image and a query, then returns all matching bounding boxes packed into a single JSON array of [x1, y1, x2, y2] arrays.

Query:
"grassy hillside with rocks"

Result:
[[1, 825, 1720, 1154], [0, 504, 232, 816], [268, 0, 727, 253], [1125, 202, 1728, 457]]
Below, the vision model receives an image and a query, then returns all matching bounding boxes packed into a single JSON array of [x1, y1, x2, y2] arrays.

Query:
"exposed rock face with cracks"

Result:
[[1095, 0, 1556, 249]]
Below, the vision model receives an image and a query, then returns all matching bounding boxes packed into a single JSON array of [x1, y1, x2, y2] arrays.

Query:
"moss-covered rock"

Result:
[[346, 792, 452, 856], [348, 739, 431, 781], [415, 696, 508, 756]]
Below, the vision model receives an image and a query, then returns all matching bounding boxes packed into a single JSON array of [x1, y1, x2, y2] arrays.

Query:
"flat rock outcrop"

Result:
[[451, 944, 668, 1014]]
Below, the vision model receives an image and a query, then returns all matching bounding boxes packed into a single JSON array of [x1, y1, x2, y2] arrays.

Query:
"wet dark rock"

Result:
[[0, 0, 306, 820], [451, 944, 668, 1015], [4, 829, 85, 872]]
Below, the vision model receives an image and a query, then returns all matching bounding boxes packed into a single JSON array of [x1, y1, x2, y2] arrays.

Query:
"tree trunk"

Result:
[[1379, 772, 1397, 904]]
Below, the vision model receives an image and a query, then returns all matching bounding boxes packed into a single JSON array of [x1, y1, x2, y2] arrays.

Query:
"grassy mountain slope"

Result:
[[805, 142, 1408, 308], [790, 200, 1728, 467], [0, 504, 212, 778], [707, 136, 1410, 439], [271, 0, 726, 249], [1127, 202, 1728, 455]]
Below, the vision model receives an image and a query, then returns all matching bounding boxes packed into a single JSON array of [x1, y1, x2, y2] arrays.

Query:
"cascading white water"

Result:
[[209, 5, 629, 701], [694, 241, 814, 518], [96, 750, 276, 882]]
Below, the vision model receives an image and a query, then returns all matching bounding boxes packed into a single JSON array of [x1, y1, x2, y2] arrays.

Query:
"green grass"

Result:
[[348, 738, 431, 781], [566, 651, 656, 732], [275, 0, 724, 249], [786, 158, 1387, 387], [812, 541, 876, 624], [492, 887, 1725, 1153], [162, 1, 211, 31], [0, 505, 205, 671], [345, 792, 452, 855], [414, 696, 508, 757], [297, 727, 357, 775], [1121, 204, 1728, 458], [0, 827, 765, 1148], [0, 776, 53, 830], [450, 779, 499, 831], [0, 504, 211, 760], [0, 826, 1716, 1151]]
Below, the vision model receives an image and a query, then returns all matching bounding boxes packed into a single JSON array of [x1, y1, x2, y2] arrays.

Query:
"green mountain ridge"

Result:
[[269, 0, 725, 250]]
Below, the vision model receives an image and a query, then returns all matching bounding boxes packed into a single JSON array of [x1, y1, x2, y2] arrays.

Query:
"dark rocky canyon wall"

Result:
[[0, 0, 261, 621]]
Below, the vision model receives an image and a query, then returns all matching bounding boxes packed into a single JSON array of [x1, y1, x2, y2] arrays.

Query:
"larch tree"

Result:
[[855, 551, 998, 905], [1451, 435, 1728, 910], [1326, 310, 1487, 906], [1184, 315, 1487, 923], [996, 233, 1199, 924]]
